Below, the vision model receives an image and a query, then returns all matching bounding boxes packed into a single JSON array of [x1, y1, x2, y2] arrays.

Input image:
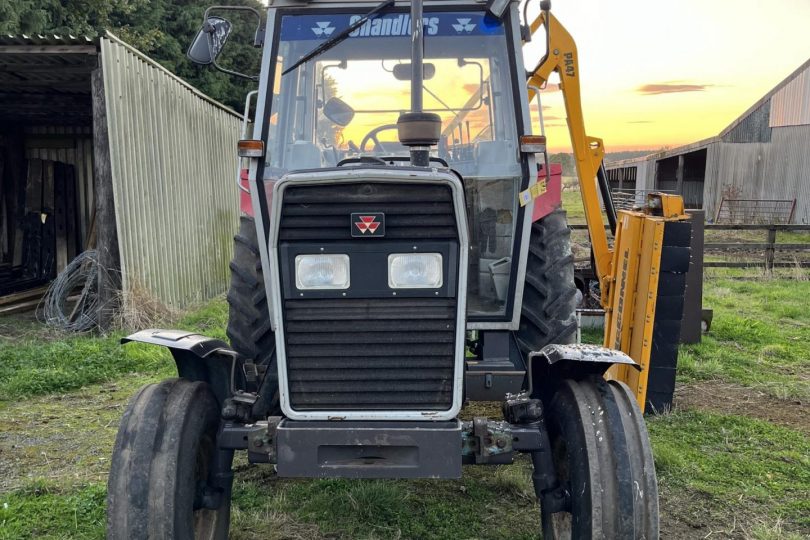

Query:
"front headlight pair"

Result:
[[295, 253, 443, 290]]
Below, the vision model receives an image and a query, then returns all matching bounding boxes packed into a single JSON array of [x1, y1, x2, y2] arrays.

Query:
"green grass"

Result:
[[705, 227, 810, 246], [676, 278, 810, 399], [229, 464, 540, 540], [0, 300, 229, 400], [561, 189, 585, 224], [0, 481, 106, 540], [649, 410, 810, 530], [1, 279, 809, 538]]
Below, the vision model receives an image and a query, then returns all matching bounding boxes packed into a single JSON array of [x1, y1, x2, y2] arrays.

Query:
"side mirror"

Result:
[[323, 97, 355, 126], [393, 63, 436, 81], [486, 0, 510, 19], [187, 16, 232, 65]]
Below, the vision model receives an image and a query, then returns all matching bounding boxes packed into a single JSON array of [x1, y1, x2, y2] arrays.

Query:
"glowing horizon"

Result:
[[524, 0, 810, 153]]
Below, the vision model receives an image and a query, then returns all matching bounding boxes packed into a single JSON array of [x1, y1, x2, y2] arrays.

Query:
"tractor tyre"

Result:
[[226, 215, 279, 415], [516, 209, 578, 356], [107, 379, 232, 540], [539, 376, 659, 539]]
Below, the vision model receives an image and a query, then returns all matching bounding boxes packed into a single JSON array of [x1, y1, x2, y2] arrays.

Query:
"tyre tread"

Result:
[[516, 210, 578, 356], [226, 216, 276, 368]]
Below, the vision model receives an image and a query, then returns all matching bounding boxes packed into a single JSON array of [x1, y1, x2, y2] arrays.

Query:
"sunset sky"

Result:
[[524, 0, 810, 152]]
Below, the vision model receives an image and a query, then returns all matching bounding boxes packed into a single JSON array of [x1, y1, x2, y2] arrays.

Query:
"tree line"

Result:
[[0, 0, 262, 111]]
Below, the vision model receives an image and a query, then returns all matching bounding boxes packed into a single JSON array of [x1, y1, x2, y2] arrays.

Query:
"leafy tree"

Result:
[[549, 152, 575, 175], [0, 0, 263, 111]]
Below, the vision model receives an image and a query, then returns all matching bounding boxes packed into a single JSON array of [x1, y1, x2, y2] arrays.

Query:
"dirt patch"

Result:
[[674, 380, 809, 435], [0, 377, 148, 493], [659, 487, 739, 539], [0, 311, 72, 344]]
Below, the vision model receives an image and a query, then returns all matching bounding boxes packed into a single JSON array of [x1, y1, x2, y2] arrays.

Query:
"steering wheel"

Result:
[[359, 124, 400, 153]]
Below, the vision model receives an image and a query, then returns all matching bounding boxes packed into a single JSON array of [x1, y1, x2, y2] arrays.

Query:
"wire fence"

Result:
[[715, 198, 796, 225], [610, 189, 676, 211]]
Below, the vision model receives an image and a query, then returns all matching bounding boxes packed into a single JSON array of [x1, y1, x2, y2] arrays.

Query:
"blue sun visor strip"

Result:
[[280, 12, 505, 41]]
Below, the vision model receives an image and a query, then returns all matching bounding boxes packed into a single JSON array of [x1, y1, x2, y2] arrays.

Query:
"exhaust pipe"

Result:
[[398, 0, 441, 167]]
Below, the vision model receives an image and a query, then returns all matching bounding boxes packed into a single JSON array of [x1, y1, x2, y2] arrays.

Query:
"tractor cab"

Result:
[[259, 1, 533, 321]]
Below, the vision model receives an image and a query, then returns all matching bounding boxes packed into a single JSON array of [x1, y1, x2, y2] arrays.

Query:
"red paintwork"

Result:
[[239, 169, 274, 217], [239, 169, 252, 215], [240, 165, 562, 222], [532, 163, 563, 222]]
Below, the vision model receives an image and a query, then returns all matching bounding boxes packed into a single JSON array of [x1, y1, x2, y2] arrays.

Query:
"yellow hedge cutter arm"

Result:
[[525, 2, 692, 412]]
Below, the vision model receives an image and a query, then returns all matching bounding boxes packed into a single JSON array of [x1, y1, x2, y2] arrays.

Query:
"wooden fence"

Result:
[[702, 224, 810, 269], [570, 223, 810, 270]]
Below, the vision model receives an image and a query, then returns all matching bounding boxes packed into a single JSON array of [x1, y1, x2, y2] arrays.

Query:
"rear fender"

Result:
[[527, 344, 639, 394], [240, 168, 276, 218], [121, 329, 234, 408], [531, 163, 563, 222]]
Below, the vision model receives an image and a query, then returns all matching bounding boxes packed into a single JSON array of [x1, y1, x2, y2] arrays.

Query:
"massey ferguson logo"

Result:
[[351, 213, 385, 237], [452, 18, 476, 33], [311, 21, 336, 37]]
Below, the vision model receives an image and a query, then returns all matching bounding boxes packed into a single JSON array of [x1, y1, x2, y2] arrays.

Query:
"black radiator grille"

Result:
[[279, 181, 460, 412], [284, 298, 456, 410], [279, 183, 457, 241]]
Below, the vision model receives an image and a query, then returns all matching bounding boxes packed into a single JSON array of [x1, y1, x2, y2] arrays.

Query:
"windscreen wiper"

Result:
[[282, 0, 396, 76]]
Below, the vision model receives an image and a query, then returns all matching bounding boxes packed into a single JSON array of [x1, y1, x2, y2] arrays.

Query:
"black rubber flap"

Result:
[[645, 220, 691, 413]]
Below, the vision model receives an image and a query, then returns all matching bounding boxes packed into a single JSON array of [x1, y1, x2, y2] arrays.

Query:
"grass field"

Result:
[[1, 271, 809, 537]]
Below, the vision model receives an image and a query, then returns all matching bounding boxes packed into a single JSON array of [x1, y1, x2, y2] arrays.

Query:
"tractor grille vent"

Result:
[[284, 297, 456, 410], [279, 183, 457, 241], [278, 181, 459, 412]]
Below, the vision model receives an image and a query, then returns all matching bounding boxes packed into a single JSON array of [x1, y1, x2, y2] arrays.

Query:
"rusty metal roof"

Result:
[[0, 34, 96, 47], [0, 34, 98, 124]]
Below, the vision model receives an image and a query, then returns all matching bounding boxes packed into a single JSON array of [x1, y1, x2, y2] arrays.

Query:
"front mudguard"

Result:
[[526, 343, 639, 394], [121, 329, 235, 409]]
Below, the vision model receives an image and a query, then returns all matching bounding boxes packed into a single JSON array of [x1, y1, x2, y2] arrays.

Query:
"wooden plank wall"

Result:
[[0, 154, 82, 294], [25, 126, 94, 244], [0, 125, 93, 294]]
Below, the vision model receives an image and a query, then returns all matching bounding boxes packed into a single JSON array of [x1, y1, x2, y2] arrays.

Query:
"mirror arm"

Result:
[[211, 57, 260, 81], [203, 5, 263, 81]]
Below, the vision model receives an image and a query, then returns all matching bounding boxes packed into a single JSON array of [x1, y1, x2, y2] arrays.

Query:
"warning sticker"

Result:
[[518, 179, 547, 207]]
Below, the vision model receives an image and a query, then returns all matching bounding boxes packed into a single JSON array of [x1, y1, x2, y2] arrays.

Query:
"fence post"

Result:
[[765, 227, 777, 272]]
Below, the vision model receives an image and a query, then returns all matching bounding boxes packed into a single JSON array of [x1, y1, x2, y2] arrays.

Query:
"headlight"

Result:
[[295, 254, 350, 289], [388, 253, 443, 289]]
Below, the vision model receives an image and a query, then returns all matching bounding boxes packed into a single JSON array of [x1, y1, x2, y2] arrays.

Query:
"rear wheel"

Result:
[[540, 376, 659, 539], [516, 209, 578, 356], [107, 379, 231, 540], [226, 215, 278, 414]]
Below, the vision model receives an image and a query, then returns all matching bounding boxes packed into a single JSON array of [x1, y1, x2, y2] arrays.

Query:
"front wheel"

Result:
[[540, 376, 659, 539], [107, 379, 232, 540]]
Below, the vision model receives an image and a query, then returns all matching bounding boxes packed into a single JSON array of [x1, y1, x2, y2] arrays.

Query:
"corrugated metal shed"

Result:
[[703, 126, 810, 223], [606, 57, 810, 224], [1, 33, 244, 310], [720, 58, 810, 137], [0, 34, 96, 124], [770, 60, 810, 128], [722, 100, 771, 143], [101, 34, 242, 307]]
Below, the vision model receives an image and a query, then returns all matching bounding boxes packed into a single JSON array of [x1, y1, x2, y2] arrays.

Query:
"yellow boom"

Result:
[[525, 8, 691, 412]]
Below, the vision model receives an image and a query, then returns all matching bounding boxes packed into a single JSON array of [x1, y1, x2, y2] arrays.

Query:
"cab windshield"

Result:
[[266, 9, 524, 317]]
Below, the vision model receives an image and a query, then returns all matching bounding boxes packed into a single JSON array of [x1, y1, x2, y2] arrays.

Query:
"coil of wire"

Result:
[[42, 250, 99, 332]]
